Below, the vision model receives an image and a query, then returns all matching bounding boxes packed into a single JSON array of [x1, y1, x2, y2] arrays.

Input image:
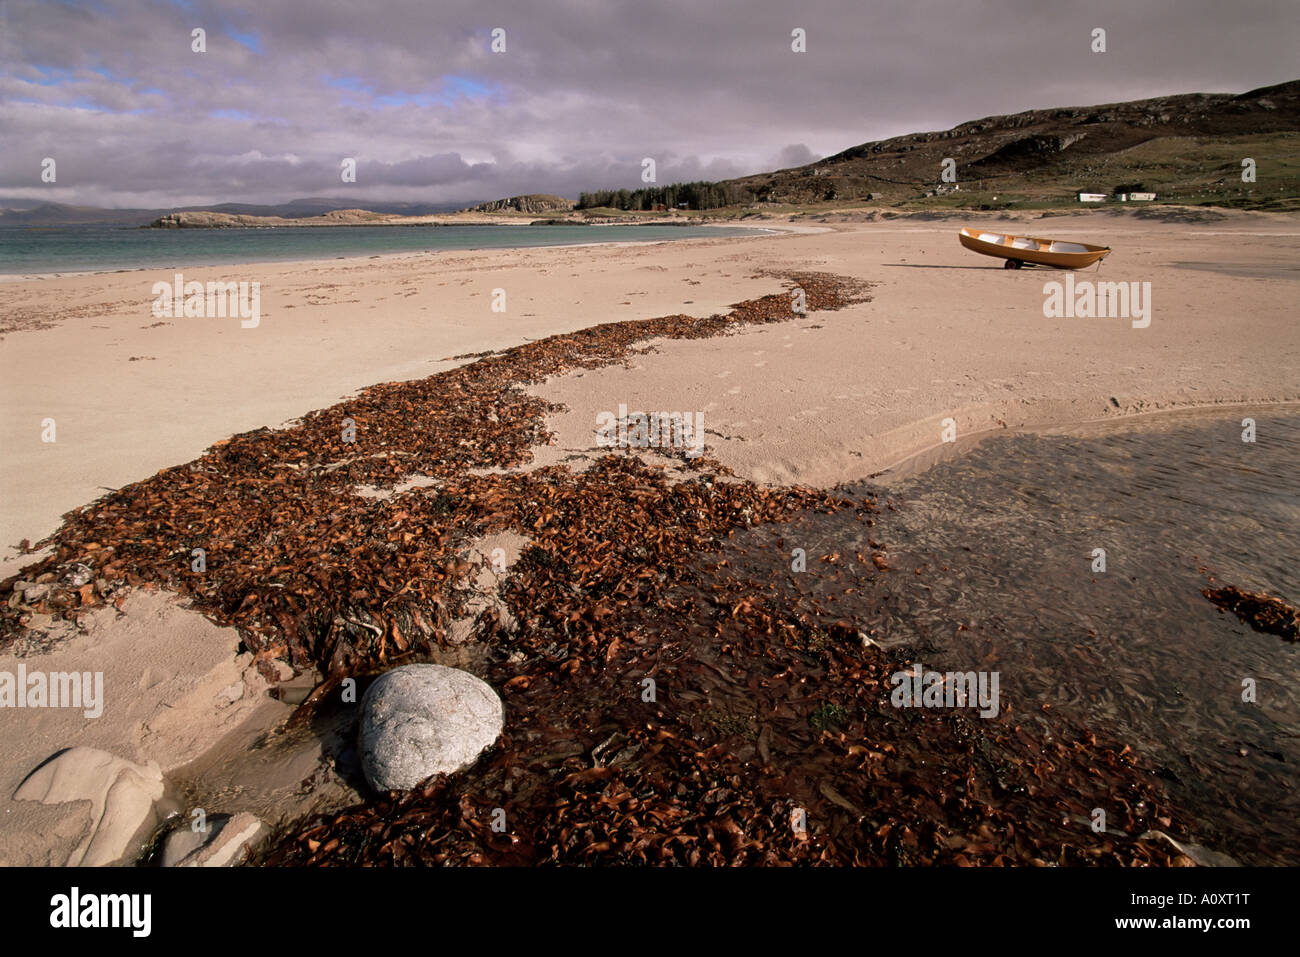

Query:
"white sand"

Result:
[[6, 212, 1295, 571]]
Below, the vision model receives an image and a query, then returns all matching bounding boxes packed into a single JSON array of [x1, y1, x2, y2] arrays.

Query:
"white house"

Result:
[[1077, 192, 1107, 202]]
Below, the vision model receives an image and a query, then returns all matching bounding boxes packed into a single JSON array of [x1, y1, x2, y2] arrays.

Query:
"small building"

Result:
[[1077, 192, 1107, 202], [1128, 192, 1156, 201]]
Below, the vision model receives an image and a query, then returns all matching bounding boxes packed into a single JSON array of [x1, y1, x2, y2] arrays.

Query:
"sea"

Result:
[[0, 223, 758, 275]]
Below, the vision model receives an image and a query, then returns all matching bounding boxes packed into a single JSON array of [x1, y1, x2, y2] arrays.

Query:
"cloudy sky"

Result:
[[2, 0, 1296, 209]]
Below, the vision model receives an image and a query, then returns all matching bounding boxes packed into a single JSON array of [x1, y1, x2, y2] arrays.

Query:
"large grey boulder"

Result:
[[359, 664, 503, 791]]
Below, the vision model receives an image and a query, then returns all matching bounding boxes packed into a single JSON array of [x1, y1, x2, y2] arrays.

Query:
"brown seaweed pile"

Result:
[[264, 528, 1194, 865], [1203, 585, 1300, 642], [2, 270, 1197, 865], [1, 271, 867, 679]]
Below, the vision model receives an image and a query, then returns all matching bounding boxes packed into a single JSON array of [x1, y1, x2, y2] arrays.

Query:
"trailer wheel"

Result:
[[1004, 259, 1023, 270]]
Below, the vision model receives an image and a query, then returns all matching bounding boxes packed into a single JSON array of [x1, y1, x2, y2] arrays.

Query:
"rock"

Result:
[[1138, 830, 1240, 867], [159, 825, 206, 866], [470, 194, 575, 214], [14, 747, 165, 866], [60, 563, 94, 587], [161, 812, 263, 867], [359, 664, 503, 791]]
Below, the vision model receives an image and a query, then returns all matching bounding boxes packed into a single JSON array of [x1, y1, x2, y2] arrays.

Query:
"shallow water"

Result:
[[728, 410, 1300, 863], [0, 223, 757, 274]]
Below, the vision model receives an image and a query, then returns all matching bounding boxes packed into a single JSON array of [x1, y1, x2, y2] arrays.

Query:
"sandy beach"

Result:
[[1, 208, 1298, 866], [528, 211, 1300, 486], [3, 210, 1297, 565]]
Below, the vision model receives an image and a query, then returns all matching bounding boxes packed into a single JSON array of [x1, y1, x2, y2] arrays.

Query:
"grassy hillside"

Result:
[[721, 79, 1300, 213]]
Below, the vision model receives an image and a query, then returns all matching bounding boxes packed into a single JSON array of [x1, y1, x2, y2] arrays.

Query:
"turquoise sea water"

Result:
[[0, 223, 757, 275]]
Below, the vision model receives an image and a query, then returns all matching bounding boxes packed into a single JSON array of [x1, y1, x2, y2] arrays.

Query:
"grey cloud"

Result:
[[2, 0, 1295, 207], [771, 144, 818, 170]]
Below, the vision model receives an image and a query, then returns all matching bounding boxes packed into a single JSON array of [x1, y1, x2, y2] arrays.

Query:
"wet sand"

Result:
[[722, 410, 1300, 863]]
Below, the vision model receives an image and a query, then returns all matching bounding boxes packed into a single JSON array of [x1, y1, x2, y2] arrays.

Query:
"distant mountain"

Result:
[[0, 202, 157, 226], [721, 78, 1300, 208], [0, 197, 468, 227]]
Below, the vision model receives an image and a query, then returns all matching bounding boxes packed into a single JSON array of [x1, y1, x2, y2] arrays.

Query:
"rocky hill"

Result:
[[727, 78, 1300, 208], [468, 194, 575, 214]]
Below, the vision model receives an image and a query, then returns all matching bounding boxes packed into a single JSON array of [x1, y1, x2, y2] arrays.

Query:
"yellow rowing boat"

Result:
[[959, 227, 1111, 269]]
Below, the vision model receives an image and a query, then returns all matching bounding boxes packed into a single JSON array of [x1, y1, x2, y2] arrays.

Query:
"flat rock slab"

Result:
[[161, 812, 264, 867], [359, 664, 503, 791], [14, 746, 164, 866]]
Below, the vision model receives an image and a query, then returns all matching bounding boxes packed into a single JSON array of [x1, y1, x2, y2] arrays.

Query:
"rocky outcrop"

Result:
[[470, 194, 575, 214], [149, 209, 390, 228], [968, 132, 1088, 168], [150, 211, 296, 228]]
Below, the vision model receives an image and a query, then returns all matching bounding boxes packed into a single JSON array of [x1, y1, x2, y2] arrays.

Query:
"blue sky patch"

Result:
[[226, 28, 263, 54], [325, 73, 501, 108]]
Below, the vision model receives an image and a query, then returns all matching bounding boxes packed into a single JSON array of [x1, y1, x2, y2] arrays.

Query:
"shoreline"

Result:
[[0, 269, 1211, 867], [0, 220, 793, 283], [862, 397, 1300, 486], [5, 395, 1285, 866]]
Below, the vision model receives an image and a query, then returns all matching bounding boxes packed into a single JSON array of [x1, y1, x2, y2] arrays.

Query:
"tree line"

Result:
[[576, 180, 757, 211]]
